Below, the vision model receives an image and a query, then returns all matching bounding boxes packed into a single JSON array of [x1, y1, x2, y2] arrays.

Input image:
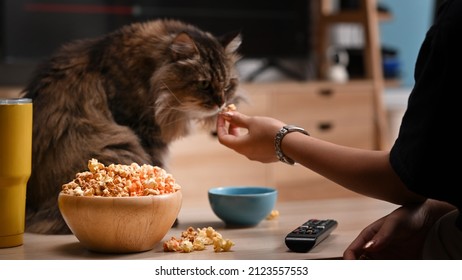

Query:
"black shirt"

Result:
[[389, 0, 462, 230]]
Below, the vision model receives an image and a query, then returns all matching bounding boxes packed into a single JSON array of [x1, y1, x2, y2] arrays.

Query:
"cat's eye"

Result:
[[224, 84, 233, 92], [197, 81, 211, 91], [224, 79, 237, 93]]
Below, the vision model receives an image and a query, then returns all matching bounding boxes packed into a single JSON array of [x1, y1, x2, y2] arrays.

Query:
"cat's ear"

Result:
[[170, 32, 199, 60], [219, 31, 242, 55]]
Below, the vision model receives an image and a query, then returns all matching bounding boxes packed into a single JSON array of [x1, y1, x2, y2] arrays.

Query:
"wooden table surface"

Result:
[[0, 197, 397, 260]]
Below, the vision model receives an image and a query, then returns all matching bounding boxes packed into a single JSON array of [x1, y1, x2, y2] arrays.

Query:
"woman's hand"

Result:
[[216, 111, 285, 163], [343, 200, 455, 259]]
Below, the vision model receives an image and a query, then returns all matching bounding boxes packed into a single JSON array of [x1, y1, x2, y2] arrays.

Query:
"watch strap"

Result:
[[274, 125, 309, 165]]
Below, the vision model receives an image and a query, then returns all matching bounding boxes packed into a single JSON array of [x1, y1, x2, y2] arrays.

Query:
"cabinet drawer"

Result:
[[304, 121, 374, 148], [270, 83, 373, 119], [241, 81, 375, 124]]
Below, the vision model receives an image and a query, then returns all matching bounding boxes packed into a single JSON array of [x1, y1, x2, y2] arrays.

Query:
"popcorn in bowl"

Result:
[[61, 158, 181, 197]]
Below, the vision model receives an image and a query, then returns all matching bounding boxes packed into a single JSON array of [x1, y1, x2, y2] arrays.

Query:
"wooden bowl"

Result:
[[58, 191, 182, 253]]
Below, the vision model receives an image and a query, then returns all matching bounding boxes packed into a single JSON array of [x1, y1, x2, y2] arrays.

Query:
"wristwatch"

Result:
[[274, 125, 310, 165]]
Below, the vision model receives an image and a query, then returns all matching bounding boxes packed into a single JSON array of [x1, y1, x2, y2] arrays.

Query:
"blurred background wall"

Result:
[[379, 0, 436, 88]]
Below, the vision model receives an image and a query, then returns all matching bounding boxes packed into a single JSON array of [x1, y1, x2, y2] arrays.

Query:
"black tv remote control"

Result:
[[285, 219, 338, 253]]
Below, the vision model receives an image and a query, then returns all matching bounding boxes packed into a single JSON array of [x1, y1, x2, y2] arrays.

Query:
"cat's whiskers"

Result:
[[161, 115, 191, 128], [153, 96, 191, 128], [156, 100, 214, 129], [161, 81, 182, 105]]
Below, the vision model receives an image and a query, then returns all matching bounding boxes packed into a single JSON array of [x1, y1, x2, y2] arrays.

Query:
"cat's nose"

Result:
[[213, 95, 225, 108]]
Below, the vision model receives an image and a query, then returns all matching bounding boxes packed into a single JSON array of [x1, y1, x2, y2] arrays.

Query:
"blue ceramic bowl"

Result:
[[208, 186, 278, 226]]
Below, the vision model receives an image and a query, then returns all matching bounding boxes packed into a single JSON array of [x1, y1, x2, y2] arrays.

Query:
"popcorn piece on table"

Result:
[[163, 226, 234, 253]]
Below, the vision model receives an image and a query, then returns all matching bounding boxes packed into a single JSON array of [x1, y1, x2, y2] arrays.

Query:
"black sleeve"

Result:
[[390, 0, 462, 210]]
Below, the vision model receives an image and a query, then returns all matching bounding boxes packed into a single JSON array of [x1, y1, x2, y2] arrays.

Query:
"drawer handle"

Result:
[[318, 88, 334, 97], [318, 122, 333, 131]]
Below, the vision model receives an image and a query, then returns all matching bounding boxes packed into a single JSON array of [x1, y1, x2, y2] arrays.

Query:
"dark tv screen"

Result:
[[1, 0, 312, 85]]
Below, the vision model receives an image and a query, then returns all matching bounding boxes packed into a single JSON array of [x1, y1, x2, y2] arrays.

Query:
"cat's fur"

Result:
[[22, 19, 243, 234]]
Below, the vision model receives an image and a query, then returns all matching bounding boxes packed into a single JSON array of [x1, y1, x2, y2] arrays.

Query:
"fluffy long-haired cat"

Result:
[[22, 19, 243, 234]]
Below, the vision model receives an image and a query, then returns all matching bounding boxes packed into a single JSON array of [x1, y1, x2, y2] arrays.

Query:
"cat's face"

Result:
[[154, 31, 242, 120]]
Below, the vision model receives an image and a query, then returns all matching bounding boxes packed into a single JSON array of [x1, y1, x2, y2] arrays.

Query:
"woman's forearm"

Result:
[[281, 132, 425, 205]]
